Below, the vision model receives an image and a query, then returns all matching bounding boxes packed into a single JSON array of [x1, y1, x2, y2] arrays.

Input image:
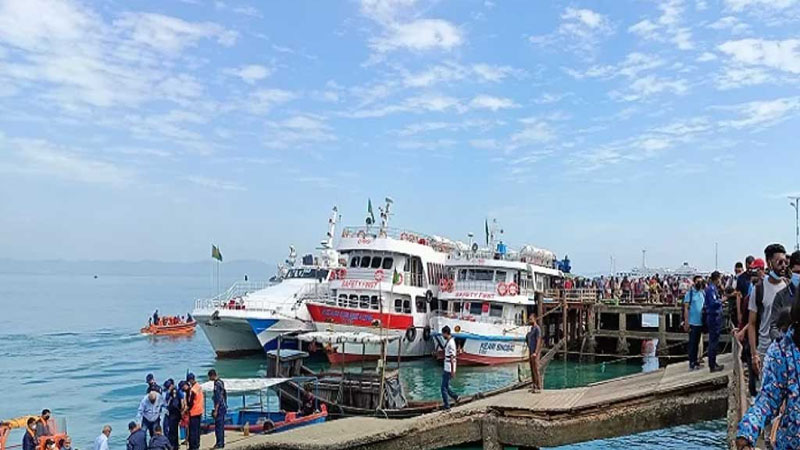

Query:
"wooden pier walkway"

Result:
[[202, 352, 733, 450]]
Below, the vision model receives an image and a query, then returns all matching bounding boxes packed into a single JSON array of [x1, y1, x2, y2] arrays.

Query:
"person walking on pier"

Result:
[[705, 271, 725, 373], [736, 291, 800, 450], [683, 275, 705, 371], [526, 313, 543, 392], [440, 326, 460, 410], [208, 369, 227, 449], [186, 373, 204, 450], [748, 244, 787, 379], [769, 250, 800, 342]]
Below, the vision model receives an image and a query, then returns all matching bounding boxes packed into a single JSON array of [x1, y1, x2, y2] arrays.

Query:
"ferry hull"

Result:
[[194, 313, 263, 357], [430, 317, 528, 366], [249, 317, 314, 352]]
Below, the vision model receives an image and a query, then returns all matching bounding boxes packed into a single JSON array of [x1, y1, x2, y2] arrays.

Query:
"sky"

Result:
[[0, 0, 799, 274]]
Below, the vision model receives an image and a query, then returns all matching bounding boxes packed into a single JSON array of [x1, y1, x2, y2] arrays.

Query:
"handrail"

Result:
[[432, 310, 526, 327]]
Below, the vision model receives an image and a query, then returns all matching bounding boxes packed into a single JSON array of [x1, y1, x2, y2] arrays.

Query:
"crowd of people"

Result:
[[148, 311, 194, 328], [562, 273, 741, 305]]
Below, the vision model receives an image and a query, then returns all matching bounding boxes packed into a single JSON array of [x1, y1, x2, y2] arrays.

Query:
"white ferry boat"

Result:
[[193, 207, 342, 357], [430, 225, 562, 365], [305, 198, 456, 364]]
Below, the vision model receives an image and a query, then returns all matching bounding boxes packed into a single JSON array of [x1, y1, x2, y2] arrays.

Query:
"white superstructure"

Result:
[[430, 225, 562, 365], [193, 207, 341, 357]]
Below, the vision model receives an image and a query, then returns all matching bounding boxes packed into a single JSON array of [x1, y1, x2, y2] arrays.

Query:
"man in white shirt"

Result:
[[748, 244, 788, 378], [440, 326, 460, 410], [93, 425, 111, 450]]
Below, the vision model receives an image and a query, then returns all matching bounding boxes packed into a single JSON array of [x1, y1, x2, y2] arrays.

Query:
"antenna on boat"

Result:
[[322, 206, 338, 250], [380, 197, 393, 233]]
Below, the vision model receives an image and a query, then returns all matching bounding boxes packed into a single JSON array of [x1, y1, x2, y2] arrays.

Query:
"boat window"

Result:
[[394, 298, 403, 313], [370, 296, 379, 310], [350, 256, 360, 268], [360, 256, 371, 268], [338, 294, 347, 307], [403, 300, 411, 314], [439, 300, 448, 312], [495, 271, 507, 282], [359, 295, 370, 309], [370, 257, 382, 269], [415, 297, 427, 314], [489, 304, 504, 318], [382, 257, 394, 270], [451, 301, 462, 314], [468, 302, 483, 316], [468, 269, 493, 281], [349, 295, 359, 308], [457, 269, 467, 281]]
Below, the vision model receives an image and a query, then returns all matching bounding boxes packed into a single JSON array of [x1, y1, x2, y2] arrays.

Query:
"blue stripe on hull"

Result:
[[247, 318, 300, 351]]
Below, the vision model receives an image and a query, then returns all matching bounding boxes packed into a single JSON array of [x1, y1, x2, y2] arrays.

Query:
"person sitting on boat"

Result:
[[146, 374, 162, 394], [137, 391, 164, 441], [57, 437, 72, 450], [22, 418, 38, 450], [186, 313, 193, 323], [35, 409, 53, 438], [44, 438, 56, 450], [300, 391, 316, 416], [153, 310, 159, 326], [147, 425, 171, 450]]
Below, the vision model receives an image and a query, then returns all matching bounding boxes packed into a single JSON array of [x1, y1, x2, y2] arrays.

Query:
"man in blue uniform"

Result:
[[208, 370, 227, 449], [705, 271, 725, 372], [683, 275, 706, 371]]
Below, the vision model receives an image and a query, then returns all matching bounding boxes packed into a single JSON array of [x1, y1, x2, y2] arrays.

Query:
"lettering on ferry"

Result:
[[320, 307, 375, 324], [357, 238, 373, 245], [478, 342, 516, 355], [453, 291, 493, 299], [340, 279, 380, 289]]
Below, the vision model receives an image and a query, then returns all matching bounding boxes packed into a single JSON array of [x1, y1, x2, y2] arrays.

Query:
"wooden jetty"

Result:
[[201, 352, 733, 450]]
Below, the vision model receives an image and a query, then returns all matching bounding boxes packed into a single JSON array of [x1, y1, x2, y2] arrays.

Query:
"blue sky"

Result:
[[0, 0, 799, 274]]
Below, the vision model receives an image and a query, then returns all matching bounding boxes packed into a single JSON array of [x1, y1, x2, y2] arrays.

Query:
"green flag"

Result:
[[368, 198, 375, 224], [211, 244, 223, 262]]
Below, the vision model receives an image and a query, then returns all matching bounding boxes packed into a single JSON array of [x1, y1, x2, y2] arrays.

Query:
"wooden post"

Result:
[[657, 312, 668, 358], [616, 312, 629, 355], [562, 296, 568, 358], [586, 304, 596, 358]]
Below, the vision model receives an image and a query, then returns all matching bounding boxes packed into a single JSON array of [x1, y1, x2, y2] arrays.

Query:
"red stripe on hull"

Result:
[[325, 351, 432, 365], [306, 303, 413, 330], [435, 350, 527, 366]]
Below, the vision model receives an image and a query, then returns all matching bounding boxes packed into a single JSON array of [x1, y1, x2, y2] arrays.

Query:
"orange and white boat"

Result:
[[140, 320, 197, 336], [1, 415, 68, 450]]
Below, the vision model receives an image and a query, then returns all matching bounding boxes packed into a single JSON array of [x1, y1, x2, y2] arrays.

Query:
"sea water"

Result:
[[0, 272, 725, 449]]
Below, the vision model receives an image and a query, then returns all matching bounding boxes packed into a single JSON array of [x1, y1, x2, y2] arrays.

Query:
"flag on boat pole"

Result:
[[484, 219, 489, 246], [211, 245, 223, 262]]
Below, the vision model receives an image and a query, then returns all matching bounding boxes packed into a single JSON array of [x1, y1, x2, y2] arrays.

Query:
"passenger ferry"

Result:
[[305, 198, 456, 364], [193, 207, 342, 357], [430, 223, 563, 365]]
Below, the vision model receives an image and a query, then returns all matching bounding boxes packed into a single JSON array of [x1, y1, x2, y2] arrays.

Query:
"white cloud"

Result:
[[370, 19, 463, 52], [530, 7, 613, 53], [1, 135, 134, 186], [696, 52, 717, 62], [725, 0, 798, 12], [716, 66, 772, 89], [224, 65, 271, 84], [402, 62, 466, 87], [114, 12, 238, 54], [469, 139, 501, 150], [264, 115, 337, 149], [510, 120, 555, 147], [468, 95, 518, 111], [472, 64, 521, 82], [708, 16, 750, 34], [627, 0, 693, 50], [246, 88, 296, 114], [185, 175, 245, 191], [612, 75, 688, 101], [718, 39, 800, 74], [720, 97, 800, 128], [628, 20, 658, 39], [566, 52, 665, 80]]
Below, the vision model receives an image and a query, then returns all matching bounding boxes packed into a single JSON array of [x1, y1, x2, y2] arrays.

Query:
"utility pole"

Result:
[[790, 196, 800, 251], [642, 249, 647, 269]]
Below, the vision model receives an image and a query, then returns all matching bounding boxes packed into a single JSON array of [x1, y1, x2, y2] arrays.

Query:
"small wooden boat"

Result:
[[140, 321, 197, 336], [199, 378, 327, 434]]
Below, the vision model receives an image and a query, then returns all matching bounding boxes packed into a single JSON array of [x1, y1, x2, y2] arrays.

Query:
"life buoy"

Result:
[[400, 233, 408, 240], [357, 230, 366, 238], [337, 268, 347, 280], [374, 269, 385, 282], [497, 282, 508, 296], [393, 273, 403, 285], [423, 326, 432, 341], [439, 278, 448, 291], [446, 279, 454, 292], [507, 282, 519, 296], [371, 319, 381, 328], [405, 326, 417, 342]]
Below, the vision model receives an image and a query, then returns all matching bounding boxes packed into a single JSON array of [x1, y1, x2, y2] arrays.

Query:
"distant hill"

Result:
[[0, 259, 275, 278]]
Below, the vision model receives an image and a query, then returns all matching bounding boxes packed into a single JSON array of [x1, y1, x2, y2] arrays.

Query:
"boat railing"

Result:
[[447, 248, 555, 268], [194, 281, 273, 311], [340, 226, 456, 252], [337, 268, 426, 288], [432, 310, 527, 328], [544, 288, 602, 303]]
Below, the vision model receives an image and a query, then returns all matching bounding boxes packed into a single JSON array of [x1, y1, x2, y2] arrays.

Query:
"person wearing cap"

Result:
[[127, 422, 146, 450], [705, 271, 725, 373], [208, 369, 227, 449], [146, 374, 162, 394], [683, 275, 706, 371], [44, 438, 56, 450], [186, 373, 203, 450], [748, 244, 788, 379], [163, 379, 182, 450], [137, 390, 164, 441]]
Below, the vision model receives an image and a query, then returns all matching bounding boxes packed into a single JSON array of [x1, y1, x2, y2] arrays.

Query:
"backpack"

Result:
[[754, 281, 764, 331]]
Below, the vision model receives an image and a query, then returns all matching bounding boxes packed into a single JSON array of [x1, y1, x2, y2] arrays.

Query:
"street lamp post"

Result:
[[790, 197, 800, 252]]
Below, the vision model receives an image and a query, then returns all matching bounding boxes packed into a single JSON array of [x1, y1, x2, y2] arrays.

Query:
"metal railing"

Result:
[[432, 310, 527, 327], [194, 280, 307, 312], [448, 280, 535, 296]]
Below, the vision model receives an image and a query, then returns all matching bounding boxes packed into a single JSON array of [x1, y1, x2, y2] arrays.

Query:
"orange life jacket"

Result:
[[189, 383, 204, 417]]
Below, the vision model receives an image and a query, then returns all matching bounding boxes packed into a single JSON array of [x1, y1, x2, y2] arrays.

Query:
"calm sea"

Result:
[[0, 273, 725, 449]]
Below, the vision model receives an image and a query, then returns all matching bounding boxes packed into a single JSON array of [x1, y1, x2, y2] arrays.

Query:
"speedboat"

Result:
[[193, 207, 342, 357]]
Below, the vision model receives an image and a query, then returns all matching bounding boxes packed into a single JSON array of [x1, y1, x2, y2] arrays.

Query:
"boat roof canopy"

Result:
[[200, 378, 288, 394], [296, 331, 400, 344]]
